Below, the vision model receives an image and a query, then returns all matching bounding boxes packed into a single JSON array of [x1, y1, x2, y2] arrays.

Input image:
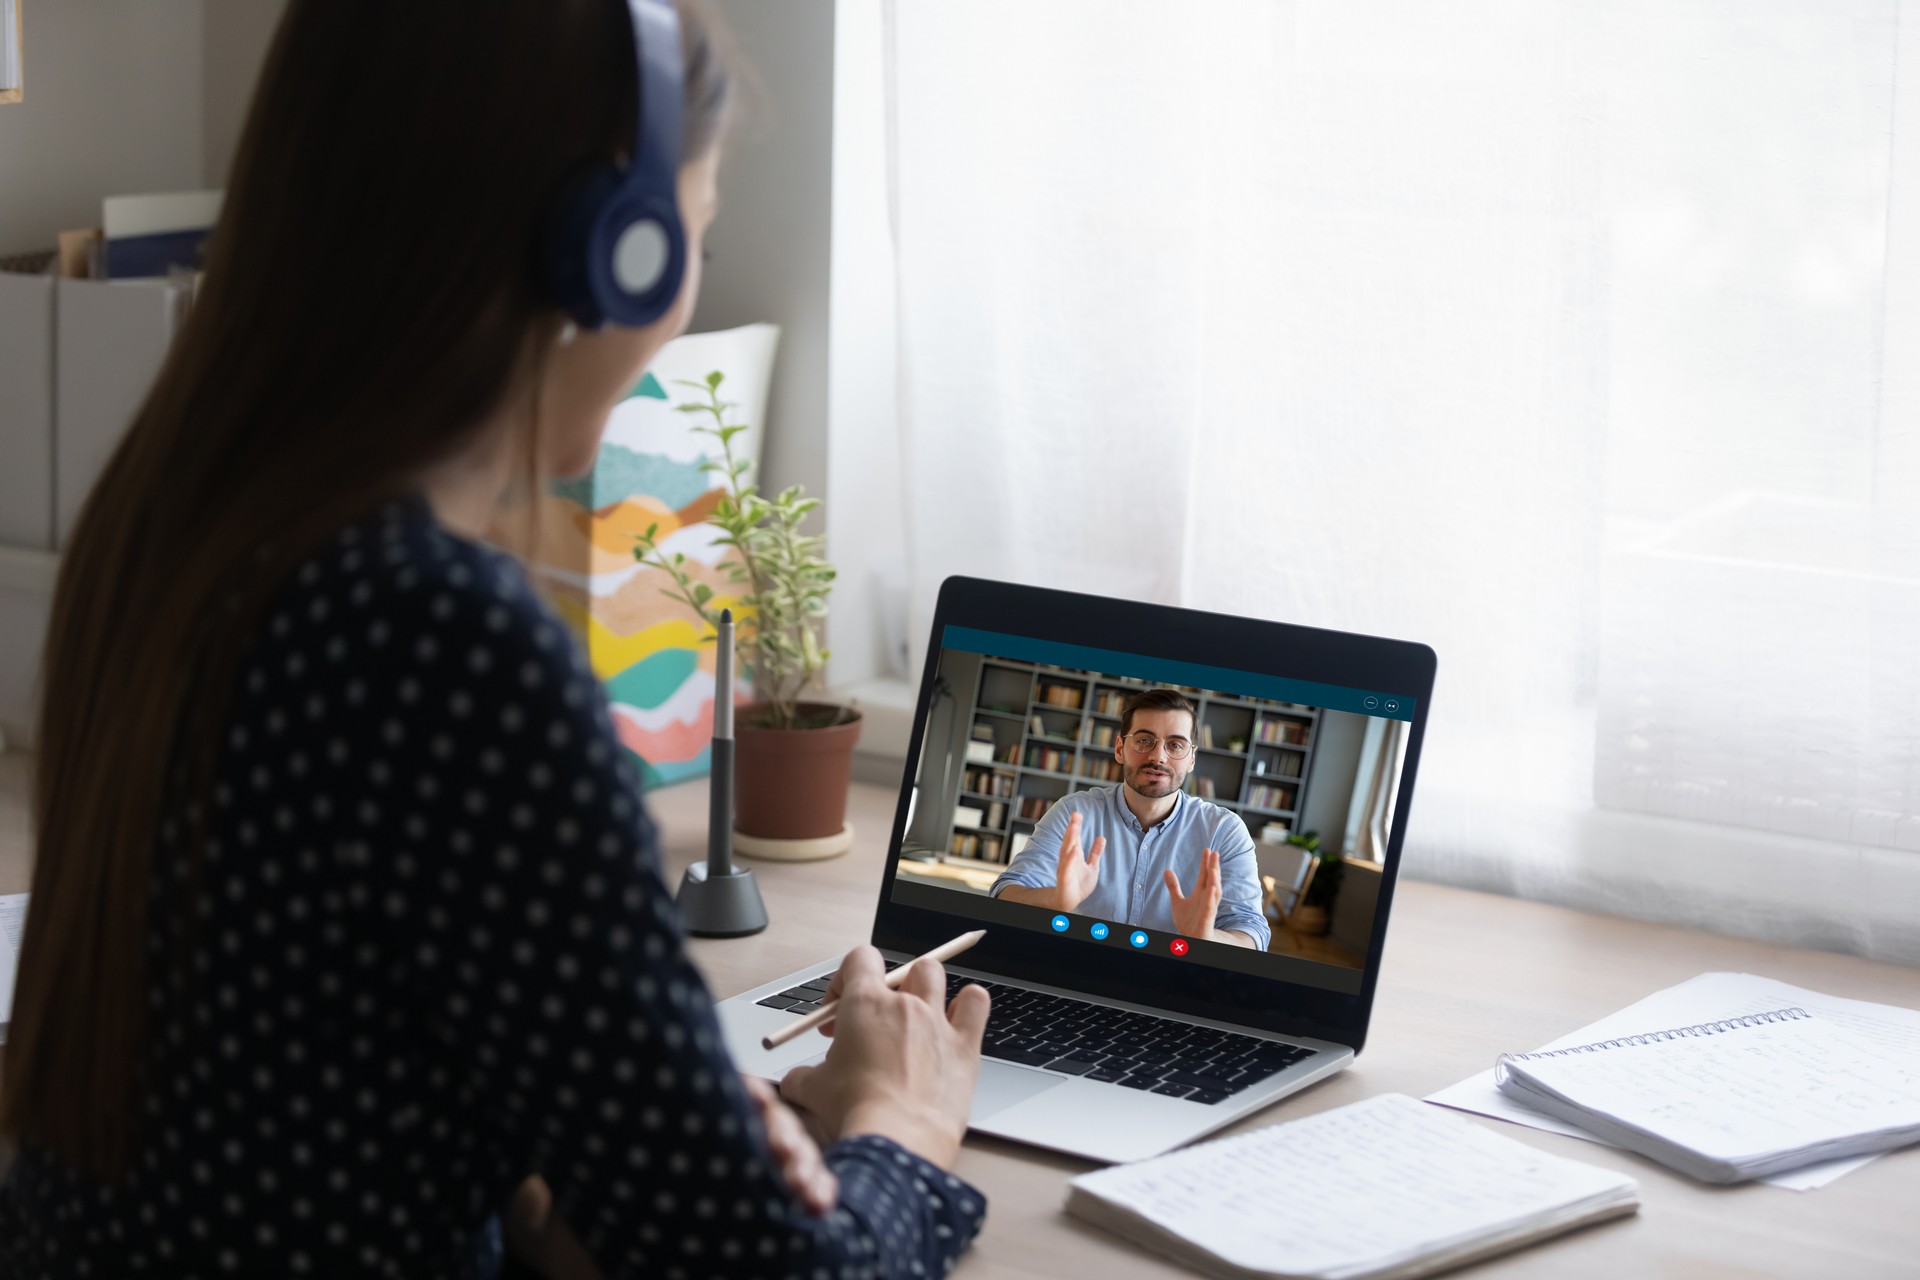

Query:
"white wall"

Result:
[[693, 0, 835, 528], [0, 1, 890, 765], [691, 1, 919, 770], [0, 0, 205, 254], [200, 0, 284, 188]]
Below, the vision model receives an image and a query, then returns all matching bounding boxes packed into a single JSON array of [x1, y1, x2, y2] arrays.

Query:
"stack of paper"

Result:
[[1496, 1008, 1920, 1183], [1436, 971, 1920, 1189], [1066, 1093, 1637, 1280]]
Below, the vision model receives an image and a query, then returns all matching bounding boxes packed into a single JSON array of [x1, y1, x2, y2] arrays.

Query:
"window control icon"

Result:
[[1169, 938, 1190, 957]]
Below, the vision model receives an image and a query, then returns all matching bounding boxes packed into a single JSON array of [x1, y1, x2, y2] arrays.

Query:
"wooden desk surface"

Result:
[[3, 753, 1916, 1277]]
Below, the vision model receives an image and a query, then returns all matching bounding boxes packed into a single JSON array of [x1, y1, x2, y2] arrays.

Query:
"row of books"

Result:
[[1030, 714, 1077, 738], [1193, 776, 1218, 800], [1253, 754, 1303, 780], [1248, 783, 1298, 811], [955, 795, 1014, 826], [1080, 758, 1123, 783], [1084, 723, 1118, 748], [948, 831, 1008, 863], [1037, 683, 1086, 709], [1255, 718, 1311, 746], [1027, 745, 1075, 774], [962, 766, 1015, 798], [1019, 795, 1054, 821]]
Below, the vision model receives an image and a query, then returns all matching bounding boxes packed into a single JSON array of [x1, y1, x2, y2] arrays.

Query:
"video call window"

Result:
[[893, 639, 1411, 983]]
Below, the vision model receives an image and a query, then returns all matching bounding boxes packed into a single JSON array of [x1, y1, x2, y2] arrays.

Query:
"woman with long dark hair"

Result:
[[0, 3, 990, 1275]]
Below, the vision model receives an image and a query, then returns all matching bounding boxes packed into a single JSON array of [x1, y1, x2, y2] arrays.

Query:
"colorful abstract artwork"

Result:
[[526, 323, 779, 788]]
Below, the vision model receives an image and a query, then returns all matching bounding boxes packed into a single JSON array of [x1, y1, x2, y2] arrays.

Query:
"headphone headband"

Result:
[[545, 0, 688, 329]]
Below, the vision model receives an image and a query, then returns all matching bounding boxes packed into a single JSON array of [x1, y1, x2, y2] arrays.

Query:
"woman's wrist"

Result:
[[838, 1102, 962, 1169]]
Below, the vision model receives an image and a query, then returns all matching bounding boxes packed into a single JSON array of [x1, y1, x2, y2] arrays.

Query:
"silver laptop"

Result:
[[718, 576, 1434, 1163]]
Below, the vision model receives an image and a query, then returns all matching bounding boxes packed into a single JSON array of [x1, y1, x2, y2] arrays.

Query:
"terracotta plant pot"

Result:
[[733, 702, 863, 841], [1290, 904, 1330, 936]]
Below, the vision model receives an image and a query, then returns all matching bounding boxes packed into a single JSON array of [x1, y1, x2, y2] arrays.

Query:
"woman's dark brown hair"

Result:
[[2, 0, 733, 1176]]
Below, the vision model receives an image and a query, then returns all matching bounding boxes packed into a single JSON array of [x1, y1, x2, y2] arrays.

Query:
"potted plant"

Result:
[[632, 372, 861, 860], [1287, 830, 1343, 936]]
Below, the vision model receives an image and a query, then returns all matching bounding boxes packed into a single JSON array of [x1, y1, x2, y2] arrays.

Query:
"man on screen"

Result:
[[989, 689, 1271, 950]]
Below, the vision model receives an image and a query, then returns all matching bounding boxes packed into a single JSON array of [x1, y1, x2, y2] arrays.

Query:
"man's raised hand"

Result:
[[1163, 847, 1223, 939], [1052, 811, 1107, 912]]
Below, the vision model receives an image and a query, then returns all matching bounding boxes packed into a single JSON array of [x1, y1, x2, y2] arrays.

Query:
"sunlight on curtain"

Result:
[[886, 0, 1920, 959]]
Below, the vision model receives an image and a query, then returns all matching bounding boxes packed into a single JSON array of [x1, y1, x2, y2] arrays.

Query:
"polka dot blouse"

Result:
[[0, 493, 987, 1277]]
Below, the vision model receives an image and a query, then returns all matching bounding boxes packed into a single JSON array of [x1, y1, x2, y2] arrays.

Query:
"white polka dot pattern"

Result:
[[0, 494, 987, 1277]]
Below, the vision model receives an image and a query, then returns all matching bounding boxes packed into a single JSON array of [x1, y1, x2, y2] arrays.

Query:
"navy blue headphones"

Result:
[[546, 0, 687, 330]]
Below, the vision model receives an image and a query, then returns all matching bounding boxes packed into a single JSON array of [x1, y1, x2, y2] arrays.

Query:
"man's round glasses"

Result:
[[1125, 732, 1193, 760]]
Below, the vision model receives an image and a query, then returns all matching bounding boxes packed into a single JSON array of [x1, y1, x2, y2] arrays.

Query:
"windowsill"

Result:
[[833, 674, 917, 783]]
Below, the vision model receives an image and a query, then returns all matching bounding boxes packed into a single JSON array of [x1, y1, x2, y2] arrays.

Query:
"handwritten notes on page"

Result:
[[1066, 1093, 1636, 1280]]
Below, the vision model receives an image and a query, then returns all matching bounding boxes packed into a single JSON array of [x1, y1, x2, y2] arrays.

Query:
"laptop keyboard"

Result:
[[755, 966, 1315, 1105]]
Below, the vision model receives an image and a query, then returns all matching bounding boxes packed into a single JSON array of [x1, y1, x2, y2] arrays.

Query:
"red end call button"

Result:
[[1169, 938, 1189, 956]]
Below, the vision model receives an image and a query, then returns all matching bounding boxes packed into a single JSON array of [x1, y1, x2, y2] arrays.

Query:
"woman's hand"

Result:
[[778, 945, 990, 1169], [504, 1175, 602, 1280], [741, 1071, 839, 1216]]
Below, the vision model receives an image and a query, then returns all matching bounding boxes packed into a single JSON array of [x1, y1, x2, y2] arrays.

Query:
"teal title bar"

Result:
[[942, 626, 1415, 722]]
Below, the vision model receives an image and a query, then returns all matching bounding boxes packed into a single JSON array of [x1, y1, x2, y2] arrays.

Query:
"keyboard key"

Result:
[[1150, 1082, 1195, 1099], [1087, 1066, 1129, 1083], [983, 1046, 1054, 1067], [1186, 1090, 1229, 1106], [1044, 1058, 1102, 1076], [756, 995, 802, 1010], [1162, 1071, 1237, 1095], [1116, 1074, 1158, 1090]]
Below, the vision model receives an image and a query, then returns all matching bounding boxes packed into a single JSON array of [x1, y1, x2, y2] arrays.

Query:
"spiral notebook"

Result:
[[1495, 1007, 1920, 1184], [1065, 1093, 1638, 1280]]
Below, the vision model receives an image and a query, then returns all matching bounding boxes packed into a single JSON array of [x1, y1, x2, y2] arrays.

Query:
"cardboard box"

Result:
[[0, 270, 53, 549], [53, 276, 190, 547]]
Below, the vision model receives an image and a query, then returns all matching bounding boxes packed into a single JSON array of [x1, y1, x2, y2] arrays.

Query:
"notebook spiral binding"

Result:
[[1494, 1007, 1811, 1084]]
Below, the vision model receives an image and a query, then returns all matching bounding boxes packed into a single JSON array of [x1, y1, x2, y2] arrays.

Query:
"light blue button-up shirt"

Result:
[[988, 786, 1271, 950]]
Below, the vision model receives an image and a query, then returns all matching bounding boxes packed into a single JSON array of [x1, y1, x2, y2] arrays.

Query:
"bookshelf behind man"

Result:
[[931, 653, 1321, 875]]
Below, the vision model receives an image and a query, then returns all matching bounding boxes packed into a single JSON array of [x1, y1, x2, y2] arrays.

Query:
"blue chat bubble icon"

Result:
[[1129, 930, 1149, 948]]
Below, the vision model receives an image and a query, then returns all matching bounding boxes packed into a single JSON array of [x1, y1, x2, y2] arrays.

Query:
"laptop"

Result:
[[717, 576, 1435, 1163]]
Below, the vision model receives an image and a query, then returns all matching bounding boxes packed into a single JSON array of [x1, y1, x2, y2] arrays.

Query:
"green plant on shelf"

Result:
[[1290, 830, 1345, 908]]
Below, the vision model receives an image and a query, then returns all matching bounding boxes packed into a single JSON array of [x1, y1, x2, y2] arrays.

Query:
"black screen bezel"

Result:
[[868, 575, 1437, 1054]]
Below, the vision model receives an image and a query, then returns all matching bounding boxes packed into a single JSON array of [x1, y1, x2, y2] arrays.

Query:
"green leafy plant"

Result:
[[631, 372, 843, 731], [1289, 829, 1344, 908]]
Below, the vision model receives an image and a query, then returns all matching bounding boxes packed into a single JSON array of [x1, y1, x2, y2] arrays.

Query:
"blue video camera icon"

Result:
[[1050, 914, 1070, 933]]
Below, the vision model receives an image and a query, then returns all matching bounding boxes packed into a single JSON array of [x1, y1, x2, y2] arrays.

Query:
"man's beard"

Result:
[[1126, 762, 1182, 799]]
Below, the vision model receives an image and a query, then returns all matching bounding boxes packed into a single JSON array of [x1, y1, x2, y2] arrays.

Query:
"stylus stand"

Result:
[[677, 736, 767, 936], [677, 860, 769, 937]]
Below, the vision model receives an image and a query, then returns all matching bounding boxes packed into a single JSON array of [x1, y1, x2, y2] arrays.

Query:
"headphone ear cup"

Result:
[[590, 187, 687, 328], [545, 163, 626, 330]]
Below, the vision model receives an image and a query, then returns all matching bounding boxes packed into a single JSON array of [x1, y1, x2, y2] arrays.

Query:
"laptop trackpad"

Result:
[[971, 1060, 1067, 1122]]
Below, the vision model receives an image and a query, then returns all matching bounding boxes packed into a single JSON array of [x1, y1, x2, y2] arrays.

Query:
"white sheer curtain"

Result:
[[884, 0, 1920, 962]]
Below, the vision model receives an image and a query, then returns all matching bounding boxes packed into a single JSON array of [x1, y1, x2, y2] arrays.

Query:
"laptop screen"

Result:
[[886, 624, 1416, 1000]]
